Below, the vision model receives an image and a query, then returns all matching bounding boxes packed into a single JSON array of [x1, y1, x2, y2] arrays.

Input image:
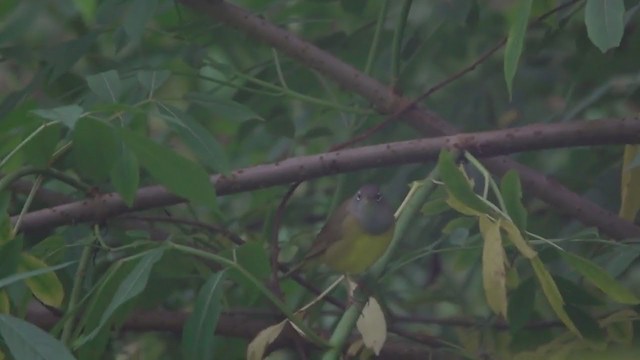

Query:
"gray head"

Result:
[[347, 184, 395, 235]]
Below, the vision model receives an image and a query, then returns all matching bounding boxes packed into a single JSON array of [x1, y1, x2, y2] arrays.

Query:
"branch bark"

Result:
[[12, 118, 640, 238], [176, 0, 639, 240]]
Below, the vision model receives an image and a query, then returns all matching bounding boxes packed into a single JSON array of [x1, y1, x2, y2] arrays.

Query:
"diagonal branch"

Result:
[[177, 0, 639, 240], [12, 118, 640, 238]]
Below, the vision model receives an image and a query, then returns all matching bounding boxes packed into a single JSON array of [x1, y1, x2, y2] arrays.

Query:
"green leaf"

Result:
[[437, 150, 493, 215], [31, 105, 84, 128], [565, 304, 606, 346], [500, 170, 527, 230], [182, 270, 227, 360], [110, 138, 139, 207], [72, 118, 118, 182], [86, 70, 122, 103], [186, 92, 262, 122], [585, 0, 625, 52], [479, 216, 507, 318], [76, 248, 165, 346], [554, 276, 604, 307], [44, 32, 97, 82], [17, 253, 70, 308], [21, 123, 62, 167], [137, 70, 170, 94], [504, 0, 533, 98], [0, 314, 76, 360], [508, 277, 536, 332], [0, 237, 22, 278], [0, 259, 75, 289], [120, 128, 217, 208], [530, 256, 581, 337], [157, 103, 230, 173], [560, 251, 640, 304], [123, 0, 158, 43]]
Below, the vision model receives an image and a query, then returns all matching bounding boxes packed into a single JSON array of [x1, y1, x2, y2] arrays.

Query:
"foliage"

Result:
[[1, 0, 640, 359]]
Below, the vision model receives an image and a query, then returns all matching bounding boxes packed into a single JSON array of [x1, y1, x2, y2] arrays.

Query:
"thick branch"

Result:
[[13, 118, 640, 238], [177, 0, 639, 240]]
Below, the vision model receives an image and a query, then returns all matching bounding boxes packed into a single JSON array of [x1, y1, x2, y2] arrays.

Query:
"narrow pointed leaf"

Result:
[[437, 151, 492, 214], [479, 216, 508, 318], [504, 0, 533, 98], [501, 220, 537, 259], [247, 320, 286, 360], [500, 170, 527, 230], [0, 314, 76, 360], [110, 138, 139, 207]]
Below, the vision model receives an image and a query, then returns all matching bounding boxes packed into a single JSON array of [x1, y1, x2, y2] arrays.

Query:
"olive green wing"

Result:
[[302, 201, 348, 264]]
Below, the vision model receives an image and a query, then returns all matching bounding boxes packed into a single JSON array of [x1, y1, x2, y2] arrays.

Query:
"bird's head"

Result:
[[348, 184, 395, 235]]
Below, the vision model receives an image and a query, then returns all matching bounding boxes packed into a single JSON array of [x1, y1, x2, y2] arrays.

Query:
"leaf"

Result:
[[0, 237, 22, 278], [0, 290, 10, 313], [76, 248, 164, 345], [247, 320, 286, 360], [137, 70, 170, 94], [500, 170, 527, 230], [508, 277, 536, 332], [560, 251, 640, 305], [619, 145, 640, 221], [356, 296, 387, 355], [437, 151, 493, 215], [44, 32, 97, 82], [86, 70, 122, 102], [157, 103, 229, 173], [123, 0, 158, 43], [0, 260, 75, 290], [601, 309, 635, 345], [185, 92, 262, 122], [479, 216, 508, 318], [500, 220, 537, 259], [182, 270, 227, 360], [0, 314, 76, 360], [565, 304, 605, 346], [72, 118, 118, 182], [504, 0, 533, 98], [18, 253, 68, 308], [585, 0, 625, 52], [110, 138, 139, 207], [21, 123, 62, 167], [120, 128, 217, 208], [31, 105, 84, 129], [530, 256, 581, 337]]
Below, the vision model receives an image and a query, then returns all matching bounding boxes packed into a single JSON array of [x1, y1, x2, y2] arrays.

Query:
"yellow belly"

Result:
[[321, 217, 394, 274]]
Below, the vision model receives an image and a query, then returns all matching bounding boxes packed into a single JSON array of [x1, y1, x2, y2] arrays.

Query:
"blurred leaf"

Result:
[[619, 145, 640, 221], [356, 296, 387, 356], [585, 0, 625, 52], [560, 251, 640, 305], [29, 235, 66, 265], [0, 290, 9, 313], [86, 70, 122, 103], [120, 128, 217, 208], [479, 215, 507, 318], [500, 170, 527, 230], [72, 118, 118, 182], [157, 103, 229, 174], [31, 105, 84, 129], [247, 320, 286, 360], [437, 150, 492, 215], [421, 197, 450, 216], [500, 220, 537, 259], [508, 277, 535, 332], [224, 241, 270, 304], [185, 92, 263, 122], [76, 248, 165, 346], [0, 237, 22, 278], [137, 70, 170, 94], [340, 0, 367, 15], [601, 309, 635, 345], [442, 216, 476, 235], [110, 138, 139, 207], [123, 0, 158, 43], [0, 314, 76, 360], [530, 256, 581, 337], [21, 123, 61, 167], [182, 270, 227, 360], [565, 304, 606, 346], [554, 276, 604, 307], [18, 253, 69, 308], [72, 0, 97, 23], [44, 32, 98, 82], [504, 0, 533, 98]]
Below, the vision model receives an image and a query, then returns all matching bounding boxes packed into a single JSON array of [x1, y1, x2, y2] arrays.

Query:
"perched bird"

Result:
[[285, 184, 395, 276]]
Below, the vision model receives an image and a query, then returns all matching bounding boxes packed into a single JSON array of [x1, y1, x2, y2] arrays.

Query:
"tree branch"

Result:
[[11, 118, 640, 238], [176, 0, 638, 240]]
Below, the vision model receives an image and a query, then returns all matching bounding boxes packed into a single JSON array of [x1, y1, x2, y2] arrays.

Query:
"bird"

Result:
[[284, 184, 395, 276]]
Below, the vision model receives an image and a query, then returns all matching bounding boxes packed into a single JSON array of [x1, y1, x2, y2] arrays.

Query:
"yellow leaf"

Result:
[[620, 145, 640, 221], [479, 216, 508, 318], [18, 253, 65, 308], [247, 320, 286, 360], [356, 296, 387, 356], [530, 256, 581, 337], [501, 220, 537, 259], [446, 195, 483, 216]]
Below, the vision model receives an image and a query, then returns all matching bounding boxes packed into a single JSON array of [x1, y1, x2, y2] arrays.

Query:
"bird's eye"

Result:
[[355, 192, 362, 201], [375, 193, 383, 202]]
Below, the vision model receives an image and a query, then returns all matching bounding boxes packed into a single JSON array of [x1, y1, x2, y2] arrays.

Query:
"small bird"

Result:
[[285, 184, 395, 276]]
